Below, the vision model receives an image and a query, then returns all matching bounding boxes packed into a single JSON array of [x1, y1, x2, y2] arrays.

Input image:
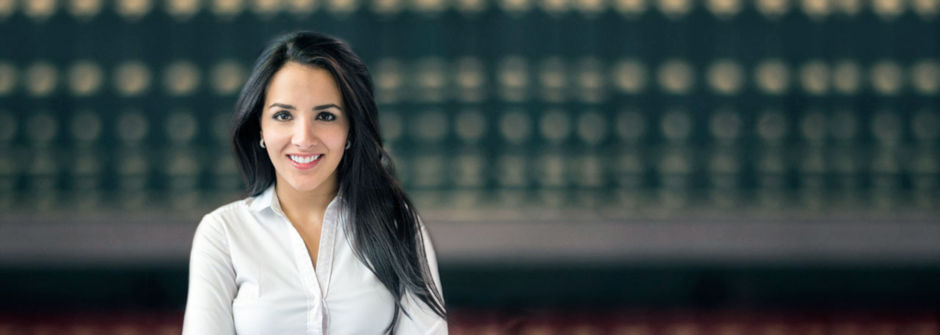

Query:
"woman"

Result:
[[182, 31, 447, 334]]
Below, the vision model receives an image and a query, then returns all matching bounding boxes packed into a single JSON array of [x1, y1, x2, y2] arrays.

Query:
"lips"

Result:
[[287, 154, 323, 169]]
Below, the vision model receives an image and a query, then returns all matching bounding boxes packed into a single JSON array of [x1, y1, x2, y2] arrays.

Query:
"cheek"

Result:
[[261, 129, 289, 149], [331, 130, 349, 149], [331, 122, 350, 148]]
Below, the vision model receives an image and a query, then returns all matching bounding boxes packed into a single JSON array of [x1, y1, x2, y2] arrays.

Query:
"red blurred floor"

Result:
[[0, 310, 937, 334]]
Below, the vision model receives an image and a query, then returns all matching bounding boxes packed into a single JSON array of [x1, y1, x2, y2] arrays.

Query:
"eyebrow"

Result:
[[268, 103, 343, 111], [314, 104, 343, 111]]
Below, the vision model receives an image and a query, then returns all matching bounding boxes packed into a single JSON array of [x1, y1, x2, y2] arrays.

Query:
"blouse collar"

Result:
[[248, 185, 280, 214]]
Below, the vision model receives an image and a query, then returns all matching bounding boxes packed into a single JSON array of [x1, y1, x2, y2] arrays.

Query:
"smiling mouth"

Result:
[[289, 154, 323, 164], [287, 154, 324, 169]]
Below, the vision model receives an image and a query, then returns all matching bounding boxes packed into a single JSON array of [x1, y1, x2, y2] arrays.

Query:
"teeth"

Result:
[[289, 155, 321, 164]]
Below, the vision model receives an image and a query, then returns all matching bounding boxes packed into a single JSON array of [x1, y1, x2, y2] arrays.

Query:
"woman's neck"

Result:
[[274, 181, 338, 226]]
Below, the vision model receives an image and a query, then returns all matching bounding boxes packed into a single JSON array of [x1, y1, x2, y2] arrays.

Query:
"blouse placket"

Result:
[[278, 197, 340, 335]]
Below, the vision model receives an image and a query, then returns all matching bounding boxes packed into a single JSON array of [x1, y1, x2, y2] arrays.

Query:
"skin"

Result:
[[260, 61, 350, 269]]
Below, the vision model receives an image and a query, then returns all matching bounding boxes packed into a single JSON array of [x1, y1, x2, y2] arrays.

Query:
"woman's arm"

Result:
[[182, 215, 237, 335], [396, 224, 448, 335]]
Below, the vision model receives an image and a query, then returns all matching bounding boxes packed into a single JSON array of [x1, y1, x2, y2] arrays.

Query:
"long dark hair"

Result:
[[231, 31, 446, 332]]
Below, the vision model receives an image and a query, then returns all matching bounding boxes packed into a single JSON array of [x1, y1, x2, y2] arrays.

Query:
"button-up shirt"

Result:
[[182, 186, 447, 334]]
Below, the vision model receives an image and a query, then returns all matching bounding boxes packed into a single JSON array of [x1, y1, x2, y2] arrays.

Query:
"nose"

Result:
[[291, 117, 318, 149]]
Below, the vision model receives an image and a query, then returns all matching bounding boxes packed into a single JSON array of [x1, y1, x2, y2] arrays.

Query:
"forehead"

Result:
[[265, 61, 343, 105]]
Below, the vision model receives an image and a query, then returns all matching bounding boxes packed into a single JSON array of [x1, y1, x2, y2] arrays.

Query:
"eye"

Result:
[[316, 111, 337, 121], [272, 111, 292, 121]]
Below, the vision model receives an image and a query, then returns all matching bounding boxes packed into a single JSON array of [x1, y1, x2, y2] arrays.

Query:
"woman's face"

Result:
[[260, 62, 350, 195]]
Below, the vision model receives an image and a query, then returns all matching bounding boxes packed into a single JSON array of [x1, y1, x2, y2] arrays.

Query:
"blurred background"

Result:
[[1, 0, 940, 333]]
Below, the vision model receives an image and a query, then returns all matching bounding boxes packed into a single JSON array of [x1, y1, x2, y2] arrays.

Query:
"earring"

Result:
[[345, 140, 351, 150], [260, 138, 266, 149]]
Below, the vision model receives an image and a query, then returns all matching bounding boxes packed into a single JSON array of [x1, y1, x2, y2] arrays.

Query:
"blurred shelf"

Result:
[[1, 210, 939, 266]]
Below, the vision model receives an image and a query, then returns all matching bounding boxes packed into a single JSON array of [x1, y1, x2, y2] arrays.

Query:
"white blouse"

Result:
[[182, 186, 447, 335]]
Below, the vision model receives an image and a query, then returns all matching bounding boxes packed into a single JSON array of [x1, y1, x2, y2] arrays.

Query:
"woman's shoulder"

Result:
[[198, 195, 255, 230]]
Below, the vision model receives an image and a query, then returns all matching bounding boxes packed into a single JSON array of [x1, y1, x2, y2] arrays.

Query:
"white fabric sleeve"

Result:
[[182, 214, 237, 335], [396, 224, 448, 335]]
